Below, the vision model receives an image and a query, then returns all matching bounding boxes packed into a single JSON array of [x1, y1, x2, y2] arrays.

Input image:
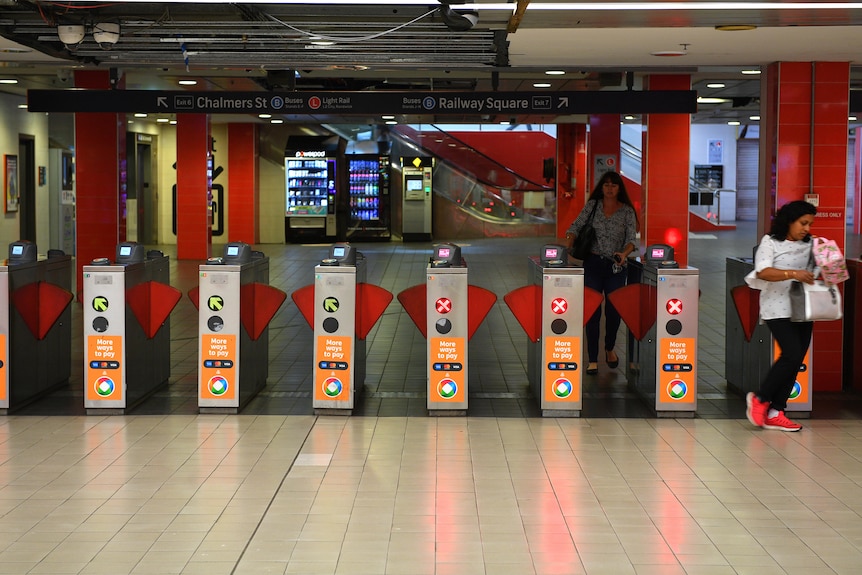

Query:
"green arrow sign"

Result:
[[323, 297, 339, 313], [208, 295, 224, 311], [92, 297, 108, 312]]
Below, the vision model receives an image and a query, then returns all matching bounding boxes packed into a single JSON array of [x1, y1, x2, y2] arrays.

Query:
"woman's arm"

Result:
[[756, 267, 815, 284]]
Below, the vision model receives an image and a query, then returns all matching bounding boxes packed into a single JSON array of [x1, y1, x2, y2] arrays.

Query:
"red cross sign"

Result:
[[666, 299, 683, 315], [436, 297, 452, 314], [551, 298, 568, 314]]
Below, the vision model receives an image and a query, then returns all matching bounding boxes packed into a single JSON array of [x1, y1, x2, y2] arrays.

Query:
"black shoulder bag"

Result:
[[570, 200, 599, 260]]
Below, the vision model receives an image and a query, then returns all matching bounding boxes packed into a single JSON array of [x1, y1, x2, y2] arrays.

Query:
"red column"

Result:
[[643, 75, 691, 266], [73, 70, 126, 298], [588, 114, 620, 190], [760, 61, 850, 391], [227, 123, 259, 244], [176, 114, 212, 260], [555, 124, 587, 238]]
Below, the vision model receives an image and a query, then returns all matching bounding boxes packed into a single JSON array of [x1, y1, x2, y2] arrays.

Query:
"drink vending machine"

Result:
[[347, 155, 391, 240], [285, 150, 337, 242]]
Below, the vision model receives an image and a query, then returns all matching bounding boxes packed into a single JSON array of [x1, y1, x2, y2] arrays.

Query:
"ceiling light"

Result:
[[545, 70, 565, 75], [741, 69, 761, 75], [170, 120, 177, 125], [270, 119, 283, 124], [385, 120, 397, 125], [533, 82, 551, 88], [259, 113, 272, 119], [750, 115, 761, 120], [624, 115, 635, 120], [728, 121, 741, 125], [697, 97, 729, 104], [706, 83, 725, 88], [133, 113, 147, 118], [715, 24, 757, 31], [0, 79, 18, 84], [651, 50, 687, 57], [156, 118, 170, 123], [850, 116, 858, 121], [17, 104, 27, 109], [381, 115, 395, 120], [178, 80, 197, 86]]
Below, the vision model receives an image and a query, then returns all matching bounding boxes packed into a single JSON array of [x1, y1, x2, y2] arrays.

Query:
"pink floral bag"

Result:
[[812, 236, 849, 285]]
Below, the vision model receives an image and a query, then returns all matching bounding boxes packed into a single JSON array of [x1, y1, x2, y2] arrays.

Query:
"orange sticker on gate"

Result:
[[429, 337, 465, 403], [544, 336, 580, 403], [774, 340, 810, 405], [200, 334, 236, 401], [314, 335, 352, 402]]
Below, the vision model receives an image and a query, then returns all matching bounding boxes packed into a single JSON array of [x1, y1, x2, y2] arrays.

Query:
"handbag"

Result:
[[789, 280, 842, 322], [570, 200, 599, 260], [811, 236, 849, 285]]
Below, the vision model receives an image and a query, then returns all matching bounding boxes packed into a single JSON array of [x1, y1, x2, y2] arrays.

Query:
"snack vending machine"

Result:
[[347, 155, 391, 240], [285, 152, 337, 242]]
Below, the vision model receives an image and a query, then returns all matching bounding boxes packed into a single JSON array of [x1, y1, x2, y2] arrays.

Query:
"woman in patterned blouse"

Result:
[[746, 200, 817, 432], [566, 171, 638, 375]]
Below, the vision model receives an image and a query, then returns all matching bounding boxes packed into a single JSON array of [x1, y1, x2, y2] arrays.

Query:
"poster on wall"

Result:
[[708, 139, 723, 164], [4, 155, 17, 213]]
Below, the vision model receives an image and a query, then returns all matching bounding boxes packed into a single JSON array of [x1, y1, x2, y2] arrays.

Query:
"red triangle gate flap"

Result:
[[607, 283, 657, 341], [731, 284, 760, 342], [396, 284, 427, 339], [126, 281, 183, 339], [240, 282, 287, 341], [187, 286, 200, 310], [11, 281, 74, 340], [583, 287, 604, 326], [356, 283, 393, 340], [290, 284, 315, 330], [467, 285, 497, 340], [503, 285, 541, 343]]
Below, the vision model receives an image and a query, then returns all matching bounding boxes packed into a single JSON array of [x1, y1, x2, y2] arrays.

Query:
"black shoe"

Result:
[[586, 362, 598, 375], [606, 350, 619, 369]]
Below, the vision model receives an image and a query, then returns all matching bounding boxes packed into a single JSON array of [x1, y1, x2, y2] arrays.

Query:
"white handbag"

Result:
[[789, 280, 843, 322]]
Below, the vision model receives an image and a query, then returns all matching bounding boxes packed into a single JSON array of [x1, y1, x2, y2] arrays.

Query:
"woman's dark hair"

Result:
[[588, 171, 638, 227], [769, 199, 817, 240]]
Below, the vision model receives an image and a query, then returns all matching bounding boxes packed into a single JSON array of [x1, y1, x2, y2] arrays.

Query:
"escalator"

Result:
[[389, 125, 556, 239]]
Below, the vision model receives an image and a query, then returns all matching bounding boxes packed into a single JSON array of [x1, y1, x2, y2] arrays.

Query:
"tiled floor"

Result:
[[2, 222, 862, 574]]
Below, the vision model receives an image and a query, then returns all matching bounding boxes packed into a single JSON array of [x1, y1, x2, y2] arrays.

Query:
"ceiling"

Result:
[[2, 0, 862, 126]]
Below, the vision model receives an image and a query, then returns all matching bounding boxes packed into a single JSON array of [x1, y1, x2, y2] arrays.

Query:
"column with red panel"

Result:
[[176, 114, 212, 261], [228, 123, 259, 244]]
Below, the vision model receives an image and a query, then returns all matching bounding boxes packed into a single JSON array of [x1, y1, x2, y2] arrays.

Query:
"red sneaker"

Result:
[[746, 392, 769, 427], [763, 411, 802, 432]]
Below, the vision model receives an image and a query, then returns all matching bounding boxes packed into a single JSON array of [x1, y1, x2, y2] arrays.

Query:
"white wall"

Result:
[[690, 124, 738, 191], [0, 93, 51, 250]]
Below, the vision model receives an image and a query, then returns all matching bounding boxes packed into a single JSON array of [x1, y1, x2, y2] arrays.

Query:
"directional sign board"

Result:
[[27, 89, 697, 115]]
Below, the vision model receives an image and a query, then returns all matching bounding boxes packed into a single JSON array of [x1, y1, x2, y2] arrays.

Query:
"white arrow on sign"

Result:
[[557, 97, 569, 108], [157, 97, 167, 107]]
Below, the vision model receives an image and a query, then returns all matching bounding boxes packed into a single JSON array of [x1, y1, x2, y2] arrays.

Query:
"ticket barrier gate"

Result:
[[608, 245, 698, 417], [0, 241, 73, 413], [291, 243, 393, 415], [83, 243, 182, 414], [193, 243, 286, 413], [397, 243, 497, 415], [503, 245, 600, 417], [727, 256, 813, 416]]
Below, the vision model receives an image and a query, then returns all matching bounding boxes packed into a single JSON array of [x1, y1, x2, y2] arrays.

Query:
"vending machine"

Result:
[[284, 143, 337, 243], [347, 155, 391, 240]]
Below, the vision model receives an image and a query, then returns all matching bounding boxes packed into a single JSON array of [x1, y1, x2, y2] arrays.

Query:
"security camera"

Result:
[[57, 24, 85, 48], [438, 1, 478, 31], [93, 22, 120, 49]]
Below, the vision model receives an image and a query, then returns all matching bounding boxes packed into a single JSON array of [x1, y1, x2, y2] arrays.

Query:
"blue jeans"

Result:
[[584, 254, 627, 363], [759, 318, 813, 411]]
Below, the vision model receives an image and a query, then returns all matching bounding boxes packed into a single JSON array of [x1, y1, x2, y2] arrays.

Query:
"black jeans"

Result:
[[583, 254, 627, 363], [759, 318, 813, 412]]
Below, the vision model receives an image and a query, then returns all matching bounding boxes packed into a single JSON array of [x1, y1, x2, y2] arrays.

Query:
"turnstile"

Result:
[[83, 242, 180, 414], [312, 244, 366, 414], [526, 247, 584, 416], [0, 241, 73, 413], [625, 248, 699, 417], [427, 243, 468, 414], [198, 242, 280, 413]]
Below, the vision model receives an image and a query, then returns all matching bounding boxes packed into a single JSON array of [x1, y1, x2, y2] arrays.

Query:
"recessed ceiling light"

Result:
[[706, 83, 725, 88], [697, 97, 729, 104], [259, 113, 272, 119], [715, 24, 757, 31], [624, 115, 635, 120], [270, 119, 283, 124], [382, 115, 395, 120], [651, 50, 687, 57], [499, 121, 510, 125], [545, 70, 565, 75], [157, 118, 170, 123], [728, 121, 741, 126], [385, 120, 397, 125], [533, 82, 551, 88], [741, 69, 761, 75], [750, 115, 761, 121], [17, 104, 27, 109], [178, 80, 197, 86], [170, 120, 177, 125], [850, 116, 858, 121], [0, 79, 18, 84], [133, 113, 147, 118]]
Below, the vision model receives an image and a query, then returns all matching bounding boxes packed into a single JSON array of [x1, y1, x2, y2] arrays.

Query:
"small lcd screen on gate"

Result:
[[438, 247, 450, 258], [544, 247, 560, 259], [332, 247, 345, 257], [11, 245, 22, 256], [226, 246, 239, 256], [119, 246, 132, 256], [651, 247, 666, 259]]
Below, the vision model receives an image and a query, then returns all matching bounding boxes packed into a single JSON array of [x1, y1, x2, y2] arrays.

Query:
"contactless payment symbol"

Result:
[[94, 376, 115, 397], [208, 375, 229, 396], [323, 377, 343, 398], [552, 378, 572, 398], [667, 379, 688, 400], [437, 378, 457, 399]]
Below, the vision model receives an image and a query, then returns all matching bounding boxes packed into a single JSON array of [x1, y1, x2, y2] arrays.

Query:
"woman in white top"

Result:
[[746, 200, 817, 432]]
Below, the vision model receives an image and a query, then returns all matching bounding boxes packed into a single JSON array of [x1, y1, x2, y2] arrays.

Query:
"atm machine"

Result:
[[402, 156, 433, 241]]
